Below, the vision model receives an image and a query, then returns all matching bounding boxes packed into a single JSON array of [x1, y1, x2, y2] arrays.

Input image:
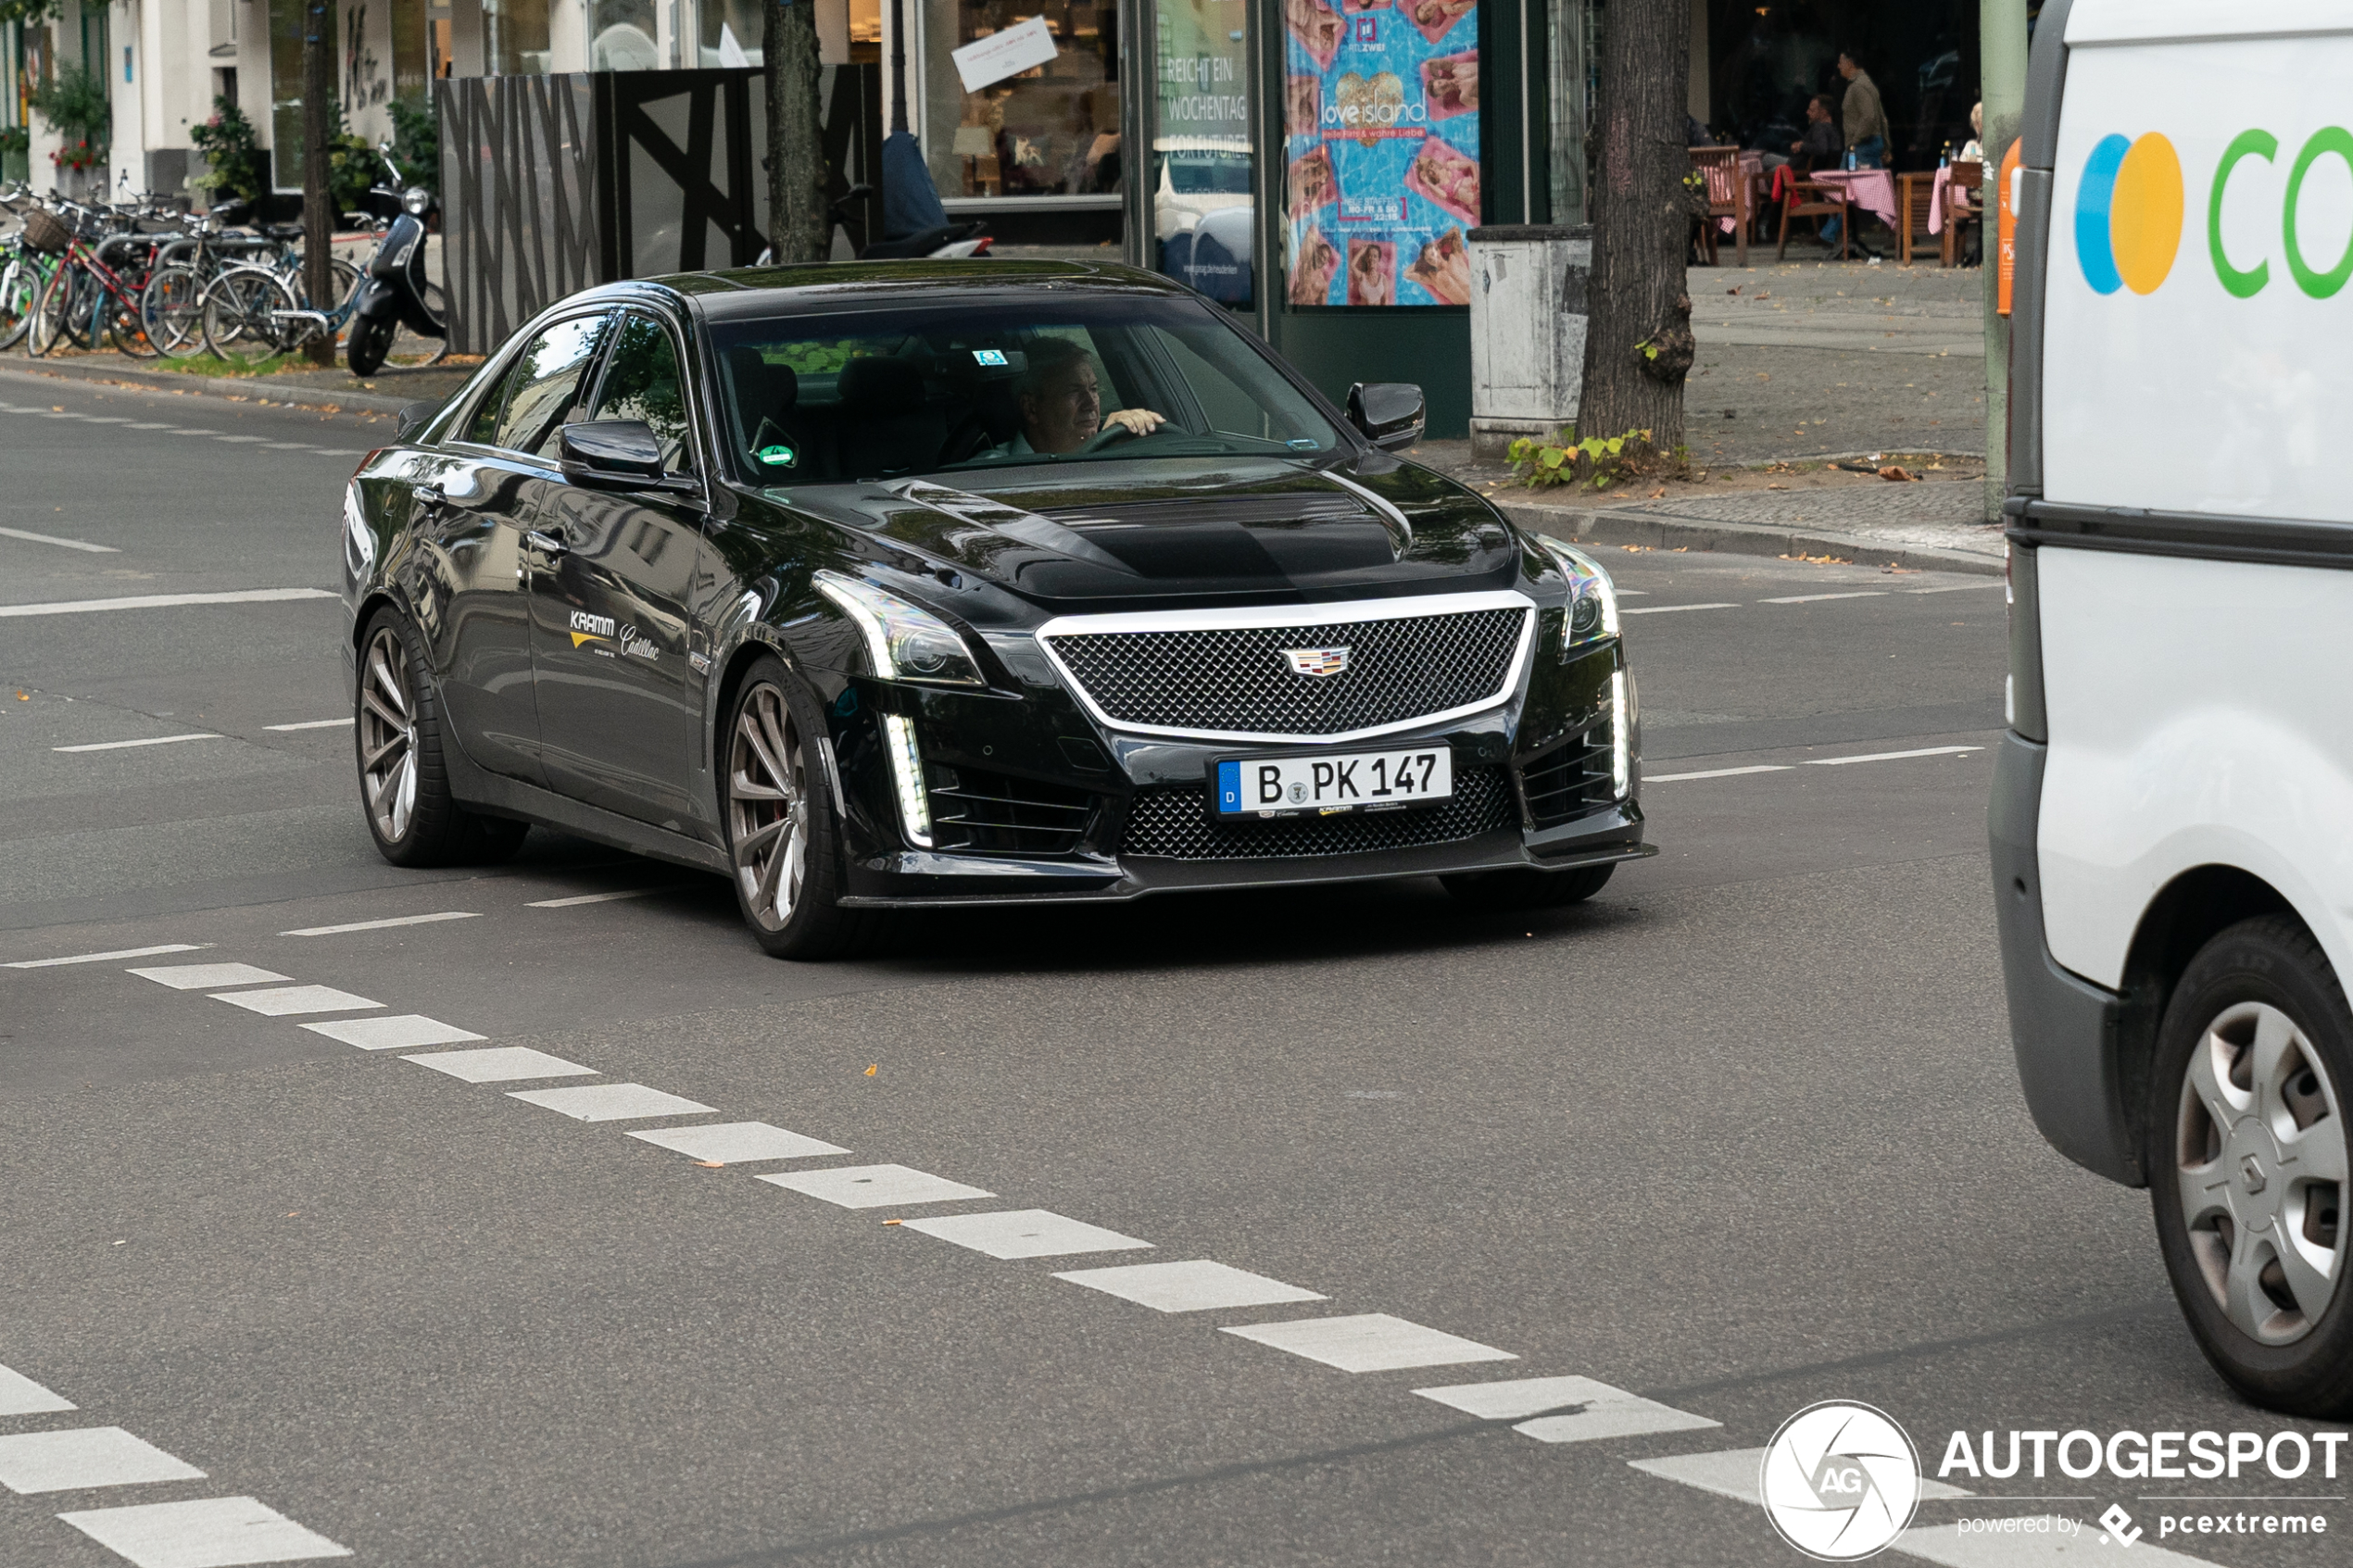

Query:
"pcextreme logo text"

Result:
[[2076, 125, 2353, 298]]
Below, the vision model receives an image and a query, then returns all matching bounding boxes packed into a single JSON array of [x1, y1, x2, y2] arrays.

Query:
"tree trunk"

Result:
[[763, 0, 828, 262], [301, 0, 335, 365], [1577, 0, 1692, 452]]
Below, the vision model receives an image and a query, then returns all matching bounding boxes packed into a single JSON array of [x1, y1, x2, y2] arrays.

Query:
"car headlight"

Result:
[[402, 185, 432, 216], [1535, 536, 1619, 654], [813, 570, 985, 687]]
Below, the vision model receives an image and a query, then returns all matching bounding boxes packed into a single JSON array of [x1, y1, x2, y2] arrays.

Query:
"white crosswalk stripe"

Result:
[[403, 1047, 595, 1083], [57, 1496, 352, 1567], [0, 1427, 206, 1494], [903, 1209, 1153, 1261], [508, 1083, 716, 1122], [760, 1163, 994, 1210], [1220, 1313, 1515, 1373], [627, 1122, 847, 1162], [1053, 1260, 1324, 1313]]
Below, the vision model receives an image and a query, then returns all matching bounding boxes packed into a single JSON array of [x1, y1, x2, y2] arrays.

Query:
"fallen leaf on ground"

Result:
[[882, 1219, 903, 1226], [864, 1064, 878, 1075], [696, 1160, 724, 1168], [1648, 487, 1666, 499], [1878, 465, 1916, 482], [1767, 483, 1787, 490]]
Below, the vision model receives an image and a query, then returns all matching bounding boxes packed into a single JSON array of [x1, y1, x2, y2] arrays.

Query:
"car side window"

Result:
[[586, 314, 696, 475], [467, 314, 610, 457]]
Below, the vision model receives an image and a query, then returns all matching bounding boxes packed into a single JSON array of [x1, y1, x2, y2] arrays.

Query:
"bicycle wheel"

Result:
[[27, 259, 85, 357], [380, 282, 451, 370], [0, 252, 44, 350], [143, 264, 208, 357], [202, 266, 298, 366], [105, 275, 161, 358]]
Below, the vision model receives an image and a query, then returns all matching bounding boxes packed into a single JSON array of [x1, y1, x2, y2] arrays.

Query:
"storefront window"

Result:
[[1281, 0, 1480, 307], [1151, 0, 1250, 305], [919, 0, 1122, 201], [392, 0, 433, 98], [699, 0, 764, 66], [484, 0, 551, 74], [593, 0, 661, 69]]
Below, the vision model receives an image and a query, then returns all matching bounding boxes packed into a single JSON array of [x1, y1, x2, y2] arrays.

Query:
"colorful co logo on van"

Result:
[[2077, 125, 2353, 299], [2075, 132, 2183, 295]]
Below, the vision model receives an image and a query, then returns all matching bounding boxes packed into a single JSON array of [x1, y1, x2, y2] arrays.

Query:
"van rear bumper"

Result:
[[1991, 731, 2143, 1186]]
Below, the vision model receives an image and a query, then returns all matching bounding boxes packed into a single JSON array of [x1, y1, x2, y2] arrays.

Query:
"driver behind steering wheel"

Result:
[[986, 337, 1164, 457]]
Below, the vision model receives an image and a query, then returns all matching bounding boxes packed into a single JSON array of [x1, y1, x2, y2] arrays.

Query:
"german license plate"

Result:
[[1212, 747, 1454, 818]]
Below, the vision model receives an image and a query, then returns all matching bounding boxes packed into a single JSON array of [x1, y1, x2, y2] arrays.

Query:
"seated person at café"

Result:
[[1761, 95, 1842, 174], [984, 338, 1166, 457]]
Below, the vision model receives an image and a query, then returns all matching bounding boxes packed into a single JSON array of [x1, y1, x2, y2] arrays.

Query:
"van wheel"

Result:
[[2149, 917, 2353, 1417], [1441, 863, 1613, 910], [724, 658, 881, 960]]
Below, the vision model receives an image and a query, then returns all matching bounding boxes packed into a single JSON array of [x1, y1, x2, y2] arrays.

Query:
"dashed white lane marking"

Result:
[[280, 911, 479, 936], [0, 524, 119, 553], [761, 1163, 995, 1209], [0, 588, 336, 620], [1629, 1447, 1973, 1505], [627, 1122, 847, 1162], [1511, 1395, 1719, 1446], [1643, 764, 1794, 784], [6, 943, 208, 970], [0, 1427, 206, 1494], [527, 888, 670, 908], [262, 718, 353, 732], [1804, 745, 1981, 766], [508, 1083, 716, 1122], [57, 1496, 351, 1567], [54, 734, 222, 753], [905, 1209, 1155, 1261], [1415, 1374, 1669, 1423], [1620, 602, 1741, 616], [1762, 590, 1888, 604], [123, 423, 176, 431], [128, 962, 289, 989], [212, 435, 268, 444], [1220, 1313, 1516, 1374], [300, 1014, 484, 1051], [164, 430, 222, 439], [1892, 1516, 2224, 1567], [1053, 1259, 1324, 1312], [403, 1047, 595, 1083], [1904, 583, 2007, 595], [0, 1362, 75, 1416], [262, 443, 313, 450], [208, 985, 380, 1017]]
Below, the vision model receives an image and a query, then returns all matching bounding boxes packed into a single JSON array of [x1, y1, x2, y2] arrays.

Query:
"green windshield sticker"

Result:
[[756, 444, 798, 468]]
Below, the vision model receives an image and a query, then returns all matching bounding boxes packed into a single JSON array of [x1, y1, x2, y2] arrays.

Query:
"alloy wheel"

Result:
[[2176, 1000, 2348, 1345], [359, 626, 420, 843], [728, 683, 810, 933]]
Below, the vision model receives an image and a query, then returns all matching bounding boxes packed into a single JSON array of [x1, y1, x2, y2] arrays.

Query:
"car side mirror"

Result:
[[1347, 383, 1425, 451], [558, 420, 669, 487], [395, 400, 438, 443]]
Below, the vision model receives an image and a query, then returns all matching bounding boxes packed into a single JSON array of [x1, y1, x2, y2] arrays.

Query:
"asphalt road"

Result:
[[1, 370, 2341, 1568]]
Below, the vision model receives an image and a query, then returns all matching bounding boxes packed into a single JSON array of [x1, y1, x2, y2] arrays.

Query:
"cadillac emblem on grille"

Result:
[[1281, 646, 1352, 678]]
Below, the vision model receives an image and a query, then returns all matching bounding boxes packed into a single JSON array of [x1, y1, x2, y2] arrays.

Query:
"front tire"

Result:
[[356, 608, 527, 868], [2149, 917, 2353, 1417], [1441, 862, 1615, 910], [347, 314, 392, 378], [724, 659, 879, 960]]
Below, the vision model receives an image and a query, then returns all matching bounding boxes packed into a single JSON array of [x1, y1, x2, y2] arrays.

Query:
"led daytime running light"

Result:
[[1610, 670, 1631, 798], [883, 713, 933, 847]]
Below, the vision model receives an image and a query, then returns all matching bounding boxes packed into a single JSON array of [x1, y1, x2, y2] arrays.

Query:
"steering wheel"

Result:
[[1078, 423, 1139, 455]]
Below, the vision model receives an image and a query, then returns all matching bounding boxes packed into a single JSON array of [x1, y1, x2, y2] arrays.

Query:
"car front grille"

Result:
[[1118, 766, 1516, 860], [1042, 602, 1529, 740], [1519, 713, 1617, 828], [927, 765, 1099, 856]]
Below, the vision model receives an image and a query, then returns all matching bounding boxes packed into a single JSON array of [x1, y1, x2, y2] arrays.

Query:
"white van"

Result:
[[1998, 0, 2352, 1416]]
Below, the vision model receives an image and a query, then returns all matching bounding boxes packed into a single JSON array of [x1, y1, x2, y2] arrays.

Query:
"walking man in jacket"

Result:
[[1838, 50, 1889, 169]]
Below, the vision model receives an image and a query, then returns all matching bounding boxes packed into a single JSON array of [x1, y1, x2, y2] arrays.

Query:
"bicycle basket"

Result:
[[21, 207, 74, 255]]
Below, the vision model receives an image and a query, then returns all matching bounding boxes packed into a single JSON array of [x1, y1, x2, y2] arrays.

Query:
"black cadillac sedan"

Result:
[[341, 261, 1649, 958]]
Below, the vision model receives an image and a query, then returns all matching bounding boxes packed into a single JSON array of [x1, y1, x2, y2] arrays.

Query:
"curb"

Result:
[[0, 356, 429, 418], [1497, 496, 2007, 577]]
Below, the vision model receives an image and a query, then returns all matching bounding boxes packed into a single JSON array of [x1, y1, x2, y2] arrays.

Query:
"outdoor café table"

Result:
[[1806, 168, 1899, 230]]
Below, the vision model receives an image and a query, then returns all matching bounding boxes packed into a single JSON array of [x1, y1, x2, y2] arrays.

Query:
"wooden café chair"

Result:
[[1942, 159, 1984, 266], [1896, 171, 1938, 265], [1775, 175, 1852, 261], [1690, 146, 1752, 268]]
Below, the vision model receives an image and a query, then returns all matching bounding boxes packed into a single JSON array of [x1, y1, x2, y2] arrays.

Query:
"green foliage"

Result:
[[0, 125, 29, 157], [770, 340, 867, 375], [190, 96, 268, 204], [0, 0, 63, 27], [387, 96, 439, 196], [322, 95, 378, 218], [1505, 427, 1658, 492], [29, 59, 109, 147]]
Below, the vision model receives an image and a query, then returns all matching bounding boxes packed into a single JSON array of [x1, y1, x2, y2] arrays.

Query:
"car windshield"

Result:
[[708, 295, 1343, 485]]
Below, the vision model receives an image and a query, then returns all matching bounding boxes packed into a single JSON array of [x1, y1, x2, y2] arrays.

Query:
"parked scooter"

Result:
[[347, 148, 447, 377]]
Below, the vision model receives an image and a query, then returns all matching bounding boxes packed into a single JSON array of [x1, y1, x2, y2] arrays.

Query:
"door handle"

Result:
[[415, 483, 445, 511], [525, 529, 569, 556]]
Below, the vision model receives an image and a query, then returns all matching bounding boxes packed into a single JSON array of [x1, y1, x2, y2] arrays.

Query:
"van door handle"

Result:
[[525, 529, 569, 556]]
